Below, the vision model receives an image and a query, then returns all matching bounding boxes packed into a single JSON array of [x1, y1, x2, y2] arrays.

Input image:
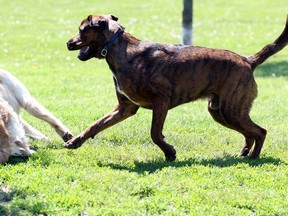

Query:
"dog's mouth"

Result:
[[78, 46, 93, 61], [67, 36, 94, 61]]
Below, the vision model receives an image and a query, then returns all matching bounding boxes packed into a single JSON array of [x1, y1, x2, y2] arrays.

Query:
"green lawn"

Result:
[[0, 0, 288, 215]]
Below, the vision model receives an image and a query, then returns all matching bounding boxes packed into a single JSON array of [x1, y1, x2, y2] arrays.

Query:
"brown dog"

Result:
[[66, 14, 288, 161]]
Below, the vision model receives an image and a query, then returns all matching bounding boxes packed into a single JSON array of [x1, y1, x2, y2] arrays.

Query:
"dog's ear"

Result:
[[87, 15, 98, 27], [97, 15, 118, 30], [87, 15, 93, 26], [99, 18, 108, 29], [110, 14, 118, 21]]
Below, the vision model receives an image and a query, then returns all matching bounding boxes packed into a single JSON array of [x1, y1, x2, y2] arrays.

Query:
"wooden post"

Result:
[[182, 0, 193, 45]]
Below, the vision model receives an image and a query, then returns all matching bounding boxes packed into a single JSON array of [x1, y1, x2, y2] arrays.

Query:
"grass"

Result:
[[0, 0, 288, 215]]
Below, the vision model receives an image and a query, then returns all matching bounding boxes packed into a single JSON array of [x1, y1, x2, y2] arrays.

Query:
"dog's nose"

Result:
[[66, 41, 74, 50]]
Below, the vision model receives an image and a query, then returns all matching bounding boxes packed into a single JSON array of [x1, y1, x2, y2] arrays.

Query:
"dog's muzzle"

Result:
[[66, 41, 77, 51], [67, 36, 93, 61]]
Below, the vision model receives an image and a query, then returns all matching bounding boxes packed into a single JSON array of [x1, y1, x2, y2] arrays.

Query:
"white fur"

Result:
[[0, 99, 33, 157], [0, 68, 72, 163]]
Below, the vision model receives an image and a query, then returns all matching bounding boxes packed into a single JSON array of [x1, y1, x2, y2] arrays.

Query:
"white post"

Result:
[[182, 0, 193, 45]]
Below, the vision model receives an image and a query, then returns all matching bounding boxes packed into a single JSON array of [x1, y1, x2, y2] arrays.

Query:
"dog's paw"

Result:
[[164, 146, 177, 162], [62, 132, 74, 142], [165, 153, 177, 162], [64, 136, 83, 149], [239, 147, 250, 157]]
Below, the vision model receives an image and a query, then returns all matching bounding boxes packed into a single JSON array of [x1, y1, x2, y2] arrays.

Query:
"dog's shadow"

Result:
[[98, 155, 284, 174]]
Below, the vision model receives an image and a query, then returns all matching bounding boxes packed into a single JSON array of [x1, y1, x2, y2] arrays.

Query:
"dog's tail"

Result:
[[248, 15, 288, 70]]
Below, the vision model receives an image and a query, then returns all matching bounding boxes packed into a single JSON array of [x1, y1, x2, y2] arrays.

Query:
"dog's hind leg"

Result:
[[239, 136, 255, 156], [208, 96, 256, 157], [238, 117, 266, 159], [217, 104, 266, 159], [208, 95, 229, 126], [151, 101, 176, 161]]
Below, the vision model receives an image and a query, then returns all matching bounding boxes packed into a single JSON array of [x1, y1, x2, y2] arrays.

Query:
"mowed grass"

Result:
[[0, 0, 288, 215]]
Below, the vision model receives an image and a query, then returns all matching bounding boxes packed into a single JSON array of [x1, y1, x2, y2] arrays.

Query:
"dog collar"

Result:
[[101, 28, 124, 57]]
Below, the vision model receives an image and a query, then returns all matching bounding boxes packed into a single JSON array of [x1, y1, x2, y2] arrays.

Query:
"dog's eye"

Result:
[[82, 25, 99, 33]]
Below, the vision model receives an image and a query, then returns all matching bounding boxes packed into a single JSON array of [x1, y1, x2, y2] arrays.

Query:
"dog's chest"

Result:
[[113, 75, 140, 105], [113, 75, 152, 108]]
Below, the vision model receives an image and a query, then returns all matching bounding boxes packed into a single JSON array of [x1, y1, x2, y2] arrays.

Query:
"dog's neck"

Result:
[[104, 31, 141, 72], [100, 28, 124, 57], [102, 22, 143, 72]]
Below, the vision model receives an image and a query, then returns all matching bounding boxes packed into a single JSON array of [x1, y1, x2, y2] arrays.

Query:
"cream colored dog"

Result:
[[0, 68, 73, 163]]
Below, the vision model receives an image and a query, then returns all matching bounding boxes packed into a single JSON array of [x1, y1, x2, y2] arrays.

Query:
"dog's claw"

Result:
[[64, 136, 83, 149], [62, 132, 74, 142]]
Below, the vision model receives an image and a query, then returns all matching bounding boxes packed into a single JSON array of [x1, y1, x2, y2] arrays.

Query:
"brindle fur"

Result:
[[66, 14, 288, 161]]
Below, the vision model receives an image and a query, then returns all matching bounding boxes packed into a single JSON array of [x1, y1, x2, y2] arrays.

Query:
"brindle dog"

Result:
[[66, 14, 288, 161]]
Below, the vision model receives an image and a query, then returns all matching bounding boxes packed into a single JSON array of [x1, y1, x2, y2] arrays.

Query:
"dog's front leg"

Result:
[[65, 102, 139, 149], [151, 101, 176, 161], [20, 117, 50, 141], [22, 96, 73, 142]]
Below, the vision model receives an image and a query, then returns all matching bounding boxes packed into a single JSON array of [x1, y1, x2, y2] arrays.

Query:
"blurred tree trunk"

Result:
[[182, 0, 193, 45]]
